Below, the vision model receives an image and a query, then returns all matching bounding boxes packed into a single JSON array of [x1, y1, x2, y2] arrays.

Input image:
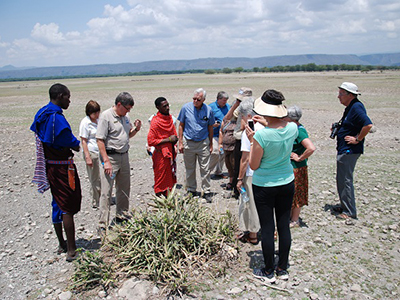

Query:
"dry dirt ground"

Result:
[[0, 71, 399, 299]]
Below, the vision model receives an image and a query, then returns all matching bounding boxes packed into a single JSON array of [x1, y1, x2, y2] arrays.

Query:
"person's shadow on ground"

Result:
[[76, 237, 102, 251]]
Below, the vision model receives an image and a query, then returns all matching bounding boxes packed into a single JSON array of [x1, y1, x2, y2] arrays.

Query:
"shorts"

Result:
[[52, 197, 65, 224]]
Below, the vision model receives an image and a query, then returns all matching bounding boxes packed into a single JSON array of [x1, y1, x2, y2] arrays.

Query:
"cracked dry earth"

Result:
[[0, 72, 400, 299]]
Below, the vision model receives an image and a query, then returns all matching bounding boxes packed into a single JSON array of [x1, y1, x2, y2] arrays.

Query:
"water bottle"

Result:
[[240, 187, 249, 203], [220, 147, 224, 155]]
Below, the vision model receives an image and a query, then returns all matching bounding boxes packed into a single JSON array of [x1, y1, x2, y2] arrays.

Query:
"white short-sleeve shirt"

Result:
[[240, 122, 264, 177], [79, 116, 99, 153]]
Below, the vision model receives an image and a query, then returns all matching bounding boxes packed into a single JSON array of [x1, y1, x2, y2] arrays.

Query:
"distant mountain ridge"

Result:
[[1, 53, 399, 79]]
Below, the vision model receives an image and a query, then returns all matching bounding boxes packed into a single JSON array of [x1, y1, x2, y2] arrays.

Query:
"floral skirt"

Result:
[[292, 166, 308, 208]]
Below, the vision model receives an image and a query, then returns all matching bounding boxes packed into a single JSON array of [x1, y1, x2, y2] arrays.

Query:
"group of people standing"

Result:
[[31, 81, 372, 283]]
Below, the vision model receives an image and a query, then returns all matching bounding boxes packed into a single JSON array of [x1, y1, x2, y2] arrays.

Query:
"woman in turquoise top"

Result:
[[286, 106, 316, 228], [247, 89, 298, 283]]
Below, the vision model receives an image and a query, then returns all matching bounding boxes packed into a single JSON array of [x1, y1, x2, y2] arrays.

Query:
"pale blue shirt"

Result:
[[177, 102, 215, 141]]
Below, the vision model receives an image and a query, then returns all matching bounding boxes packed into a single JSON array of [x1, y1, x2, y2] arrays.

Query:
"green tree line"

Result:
[[205, 63, 399, 74], [1, 63, 398, 82]]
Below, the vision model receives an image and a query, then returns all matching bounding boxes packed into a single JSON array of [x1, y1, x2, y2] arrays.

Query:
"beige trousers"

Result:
[[98, 152, 130, 228], [239, 176, 261, 233], [84, 151, 101, 207], [183, 137, 211, 193], [209, 136, 225, 175]]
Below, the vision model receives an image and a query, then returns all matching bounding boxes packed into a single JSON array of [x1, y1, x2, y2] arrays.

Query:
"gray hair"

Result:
[[115, 92, 134, 106], [194, 88, 206, 99], [287, 105, 302, 121], [217, 91, 229, 100]]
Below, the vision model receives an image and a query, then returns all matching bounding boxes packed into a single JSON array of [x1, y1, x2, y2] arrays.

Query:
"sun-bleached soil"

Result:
[[0, 71, 399, 299]]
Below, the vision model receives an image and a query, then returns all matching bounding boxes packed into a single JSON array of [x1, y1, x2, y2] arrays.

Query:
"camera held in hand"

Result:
[[330, 122, 341, 139]]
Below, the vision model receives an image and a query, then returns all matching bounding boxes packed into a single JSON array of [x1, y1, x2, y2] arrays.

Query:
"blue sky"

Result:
[[0, 0, 399, 68]]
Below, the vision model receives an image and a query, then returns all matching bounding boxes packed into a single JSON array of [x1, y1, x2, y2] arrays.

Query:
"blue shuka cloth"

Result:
[[30, 101, 79, 149]]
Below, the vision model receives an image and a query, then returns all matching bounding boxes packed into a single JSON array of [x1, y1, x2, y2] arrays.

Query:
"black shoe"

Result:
[[211, 174, 228, 180], [332, 205, 343, 213], [115, 215, 131, 224], [204, 193, 212, 203], [185, 190, 199, 197], [275, 269, 289, 281], [253, 268, 276, 283]]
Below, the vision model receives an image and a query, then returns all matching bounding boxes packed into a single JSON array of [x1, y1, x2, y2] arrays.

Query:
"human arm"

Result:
[[249, 139, 263, 171], [344, 124, 373, 145], [218, 123, 224, 149], [81, 137, 93, 167], [291, 138, 316, 162], [178, 122, 184, 153], [237, 151, 250, 191], [97, 139, 112, 176], [208, 125, 213, 153], [157, 135, 179, 145], [223, 100, 241, 122]]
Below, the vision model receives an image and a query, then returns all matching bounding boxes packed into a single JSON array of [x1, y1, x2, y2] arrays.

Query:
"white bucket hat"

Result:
[[233, 87, 253, 101], [339, 82, 361, 95]]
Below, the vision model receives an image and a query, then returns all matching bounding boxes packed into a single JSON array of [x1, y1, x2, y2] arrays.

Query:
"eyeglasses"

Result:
[[122, 104, 131, 112], [193, 97, 203, 102]]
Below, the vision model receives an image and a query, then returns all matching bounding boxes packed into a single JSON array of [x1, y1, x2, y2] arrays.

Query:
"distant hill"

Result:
[[1, 53, 399, 79]]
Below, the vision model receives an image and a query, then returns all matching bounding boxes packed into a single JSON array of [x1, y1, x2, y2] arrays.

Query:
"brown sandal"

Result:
[[247, 232, 258, 245]]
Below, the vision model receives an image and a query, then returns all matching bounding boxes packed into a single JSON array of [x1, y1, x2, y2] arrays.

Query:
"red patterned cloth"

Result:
[[147, 112, 177, 194], [292, 166, 308, 208]]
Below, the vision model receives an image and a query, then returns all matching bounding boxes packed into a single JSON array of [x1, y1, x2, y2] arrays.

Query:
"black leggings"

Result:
[[252, 181, 294, 271]]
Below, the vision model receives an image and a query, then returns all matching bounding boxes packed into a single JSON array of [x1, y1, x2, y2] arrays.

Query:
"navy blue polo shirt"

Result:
[[337, 99, 372, 155]]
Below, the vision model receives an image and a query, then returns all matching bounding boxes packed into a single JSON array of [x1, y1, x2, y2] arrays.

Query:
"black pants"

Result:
[[232, 139, 242, 196], [253, 181, 294, 271]]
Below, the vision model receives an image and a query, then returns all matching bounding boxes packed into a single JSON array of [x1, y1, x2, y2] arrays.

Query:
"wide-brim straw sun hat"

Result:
[[253, 96, 287, 118]]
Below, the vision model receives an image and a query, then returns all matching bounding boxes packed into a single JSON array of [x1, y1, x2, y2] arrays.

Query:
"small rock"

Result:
[[98, 290, 107, 298], [227, 287, 243, 294], [310, 293, 319, 300], [43, 288, 52, 295], [58, 291, 72, 300], [350, 284, 362, 292], [25, 252, 32, 257]]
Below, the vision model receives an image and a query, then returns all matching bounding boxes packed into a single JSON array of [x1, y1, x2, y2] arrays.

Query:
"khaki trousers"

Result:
[[84, 151, 101, 207], [183, 137, 211, 193], [98, 152, 130, 228], [209, 136, 225, 175], [239, 176, 260, 233]]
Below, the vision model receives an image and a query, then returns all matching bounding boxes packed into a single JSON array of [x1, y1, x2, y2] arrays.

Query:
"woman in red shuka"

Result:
[[147, 97, 178, 197]]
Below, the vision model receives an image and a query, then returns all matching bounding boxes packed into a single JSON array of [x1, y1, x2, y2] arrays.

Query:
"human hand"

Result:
[[134, 119, 142, 131], [178, 142, 184, 153], [103, 160, 113, 176], [253, 115, 268, 127], [245, 124, 255, 143], [85, 156, 93, 167], [169, 135, 178, 144], [290, 152, 301, 162], [236, 180, 243, 191], [344, 135, 358, 144]]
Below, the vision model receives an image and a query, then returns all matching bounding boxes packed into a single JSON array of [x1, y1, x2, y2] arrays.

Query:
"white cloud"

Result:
[[31, 23, 65, 45], [0, 0, 399, 67]]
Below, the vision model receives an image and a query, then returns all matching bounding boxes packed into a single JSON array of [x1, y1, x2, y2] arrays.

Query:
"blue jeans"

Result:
[[336, 153, 361, 218], [253, 181, 294, 271]]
